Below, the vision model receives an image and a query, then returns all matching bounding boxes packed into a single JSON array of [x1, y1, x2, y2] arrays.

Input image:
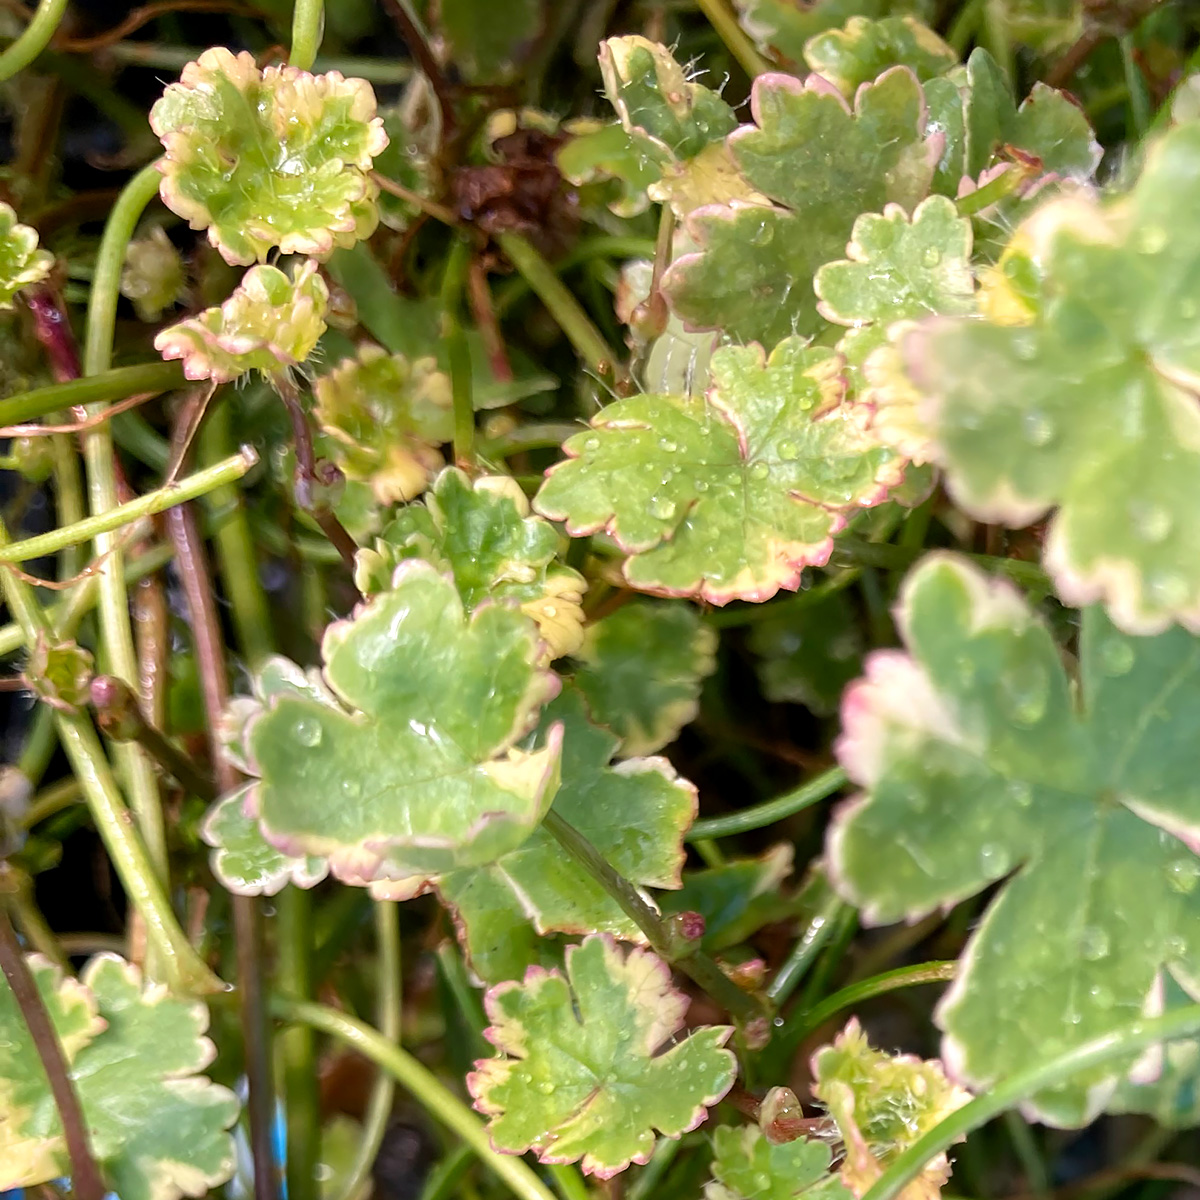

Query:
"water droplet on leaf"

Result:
[[1089, 983, 1115, 1009], [583, 436, 601, 452], [1022, 410, 1055, 446], [1099, 638, 1134, 677], [979, 843, 1011, 874], [658, 438, 678, 453], [293, 717, 323, 747], [1167, 857, 1200, 894], [1136, 225, 1168, 255], [1080, 925, 1110, 960], [648, 495, 677, 520], [1007, 780, 1034, 808], [749, 461, 770, 481], [1132, 502, 1172, 543]]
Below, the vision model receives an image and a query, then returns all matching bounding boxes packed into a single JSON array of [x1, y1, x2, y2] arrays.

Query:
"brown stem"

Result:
[[26, 286, 82, 386], [164, 500, 281, 1200], [467, 256, 513, 384], [0, 906, 106, 1200], [273, 376, 360, 575], [372, 172, 460, 227], [1044, 0, 1164, 88], [379, 0, 456, 137]]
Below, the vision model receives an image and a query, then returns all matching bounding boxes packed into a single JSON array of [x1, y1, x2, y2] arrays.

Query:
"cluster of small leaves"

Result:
[[0, 954, 238, 1200], [0, 202, 53, 309], [120, 228, 186, 323]]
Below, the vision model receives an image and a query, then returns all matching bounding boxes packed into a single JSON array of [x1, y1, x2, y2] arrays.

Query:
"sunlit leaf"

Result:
[[663, 67, 941, 347], [469, 935, 735, 1176], [828, 554, 1200, 1124], [151, 47, 388, 265], [572, 600, 717, 756], [536, 337, 901, 605], [231, 560, 563, 883]]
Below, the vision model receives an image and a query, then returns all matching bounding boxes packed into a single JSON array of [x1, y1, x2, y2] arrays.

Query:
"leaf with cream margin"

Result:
[[886, 122, 1200, 633], [662, 67, 942, 348], [535, 337, 901, 606], [425, 688, 695, 982], [812, 1018, 970, 1200], [151, 47, 387, 265], [468, 935, 735, 1177], [704, 1124, 850, 1200], [804, 16, 958, 98], [0, 203, 52, 309], [827, 553, 1200, 1125], [154, 259, 327, 384], [572, 600, 717, 756], [355, 468, 586, 659], [232, 560, 563, 884], [0, 954, 238, 1200]]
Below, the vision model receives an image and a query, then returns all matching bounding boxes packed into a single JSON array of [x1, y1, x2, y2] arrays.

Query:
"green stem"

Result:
[[0, 517, 220, 994], [945, 0, 985, 54], [0, 0, 70, 81], [418, 1145, 474, 1200], [1120, 35, 1152, 139], [861, 1004, 1200, 1200], [1002, 1110, 1050, 1200], [49, 429, 85, 581], [82, 160, 169, 898], [765, 891, 847, 1006], [547, 1165, 591, 1200], [0, 449, 255, 564], [695, 0, 771, 76], [496, 232, 626, 387], [289, 0, 325, 70], [628, 1135, 684, 1200], [442, 239, 476, 470], [333, 902, 401, 1200], [0, 363, 185, 428], [279, 887, 320, 1200], [493, 237, 657, 316], [689, 767, 846, 840], [783, 961, 956, 1046], [543, 810, 768, 1022], [479, 423, 583, 460], [20, 776, 83, 829], [955, 166, 1032, 216], [270, 996, 560, 1200]]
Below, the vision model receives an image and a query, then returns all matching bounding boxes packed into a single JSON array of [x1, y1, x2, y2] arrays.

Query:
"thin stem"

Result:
[[165, 498, 279, 1200], [1120, 35, 1152, 139], [82, 160, 169, 897], [547, 1165, 591, 1200], [955, 165, 1034, 217], [279, 887, 320, 1200], [479, 423, 582, 460], [373, 172, 460, 227], [0, 0, 70, 81], [766, 891, 848, 1007], [0, 448, 256, 564], [628, 1135, 684, 1200], [783, 961, 956, 1047], [442, 239, 476, 470], [1002, 1110, 1050, 1200], [694, 0, 771, 76], [0, 906, 106, 1200], [945, 0, 985, 54], [333, 902, 401, 1200], [3, 863, 67, 967], [496, 232, 627, 389], [271, 996, 560, 1200], [493, 236, 657, 316], [542, 809, 768, 1022], [20, 776, 83, 829], [289, 0, 324, 70], [0, 516, 221, 994], [0, 363, 185, 428], [689, 767, 846, 841], [861, 1004, 1200, 1200], [419, 1145, 474, 1200], [379, 0, 455, 134]]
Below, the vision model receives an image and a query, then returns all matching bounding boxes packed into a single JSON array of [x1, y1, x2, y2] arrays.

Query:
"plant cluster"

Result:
[[1, 3, 1199, 1200]]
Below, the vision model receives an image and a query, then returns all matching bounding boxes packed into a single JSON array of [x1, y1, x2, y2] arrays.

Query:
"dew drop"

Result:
[[1167, 857, 1200, 894], [340, 779, 361, 800], [1007, 779, 1034, 808], [1022, 410, 1056, 446], [978, 843, 1011, 874], [583, 436, 601, 452], [538, 1081, 556, 1095], [1012, 332, 1038, 362], [749, 461, 771, 480], [293, 717, 323, 747], [659, 438, 679, 453], [777, 439, 798, 460], [1089, 983, 1115, 1009], [922, 246, 942, 267], [648, 494, 677, 520], [1098, 637, 1135, 677], [1136, 225, 1168, 255], [1131, 502, 1172, 544], [1165, 934, 1188, 957], [1003, 661, 1049, 726], [749, 222, 775, 247], [694, 478, 710, 492], [1080, 925, 1110, 961]]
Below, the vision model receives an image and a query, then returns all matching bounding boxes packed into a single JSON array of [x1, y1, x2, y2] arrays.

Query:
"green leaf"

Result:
[[888, 122, 1200, 633], [827, 553, 1200, 1124], [201, 786, 329, 896], [804, 16, 958, 98], [734, 0, 937, 67], [986, 0, 1082, 53], [235, 559, 563, 882], [151, 47, 388, 265], [747, 591, 863, 715], [571, 600, 717, 756], [0, 955, 104, 1187], [961, 48, 1101, 180], [535, 337, 901, 605], [0, 955, 239, 1200], [661, 845, 796, 952], [356, 468, 587, 659], [372, 104, 436, 231], [812, 1018, 970, 1198], [557, 122, 663, 218], [22, 634, 93, 715], [0, 202, 52, 309], [600, 36, 738, 162], [663, 67, 941, 347], [154, 259, 328, 383], [431, 688, 695, 982], [468, 935, 736, 1176], [433, 0, 543, 81], [705, 1124, 848, 1200], [313, 343, 454, 504], [815, 196, 975, 329]]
